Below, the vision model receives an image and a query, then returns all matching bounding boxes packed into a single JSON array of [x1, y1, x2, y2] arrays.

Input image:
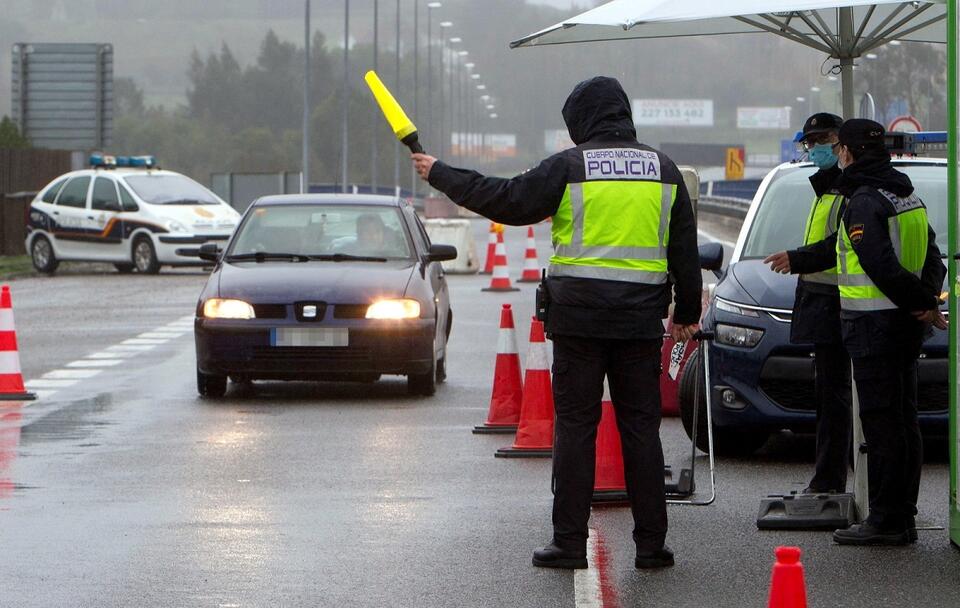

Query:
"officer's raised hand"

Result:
[[763, 251, 791, 274], [412, 153, 437, 181]]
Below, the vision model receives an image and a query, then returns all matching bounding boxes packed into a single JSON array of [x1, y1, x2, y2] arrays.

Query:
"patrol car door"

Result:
[[50, 176, 93, 259], [84, 177, 126, 261]]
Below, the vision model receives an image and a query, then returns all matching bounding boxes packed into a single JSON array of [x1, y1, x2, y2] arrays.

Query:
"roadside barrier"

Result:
[[495, 317, 553, 458], [517, 226, 542, 283], [422, 218, 479, 274], [481, 223, 500, 275], [481, 232, 520, 292], [472, 304, 523, 434], [0, 286, 35, 401], [592, 400, 627, 502], [767, 546, 808, 608]]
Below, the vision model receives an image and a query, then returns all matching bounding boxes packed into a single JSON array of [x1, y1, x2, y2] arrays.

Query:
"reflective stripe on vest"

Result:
[[800, 192, 844, 286], [836, 191, 927, 312], [549, 179, 675, 285]]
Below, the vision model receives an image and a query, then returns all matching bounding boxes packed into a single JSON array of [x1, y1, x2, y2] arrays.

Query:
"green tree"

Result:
[[0, 116, 29, 148]]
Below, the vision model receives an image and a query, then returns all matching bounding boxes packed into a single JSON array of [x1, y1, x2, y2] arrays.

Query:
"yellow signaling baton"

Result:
[[364, 70, 424, 154]]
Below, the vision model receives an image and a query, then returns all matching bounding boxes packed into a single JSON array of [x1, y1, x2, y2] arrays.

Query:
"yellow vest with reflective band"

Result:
[[800, 193, 844, 285], [549, 148, 675, 285], [836, 190, 927, 312]]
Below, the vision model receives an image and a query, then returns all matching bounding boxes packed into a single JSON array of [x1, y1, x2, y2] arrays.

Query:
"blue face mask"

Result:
[[807, 143, 838, 169]]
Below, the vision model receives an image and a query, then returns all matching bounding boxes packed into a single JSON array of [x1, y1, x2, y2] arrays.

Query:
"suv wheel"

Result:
[[30, 235, 59, 275], [133, 236, 161, 274]]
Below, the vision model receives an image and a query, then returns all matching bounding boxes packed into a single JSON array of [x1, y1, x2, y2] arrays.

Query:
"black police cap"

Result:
[[799, 113, 843, 142], [839, 118, 885, 149]]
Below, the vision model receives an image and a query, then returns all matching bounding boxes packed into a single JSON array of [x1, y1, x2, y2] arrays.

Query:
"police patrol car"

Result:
[[25, 154, 241, 274]]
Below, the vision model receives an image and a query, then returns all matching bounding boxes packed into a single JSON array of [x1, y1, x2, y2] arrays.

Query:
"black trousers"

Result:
[[851, 351, 923, 529], [808, 342, 852, 492], [550, 334, 667, 551]]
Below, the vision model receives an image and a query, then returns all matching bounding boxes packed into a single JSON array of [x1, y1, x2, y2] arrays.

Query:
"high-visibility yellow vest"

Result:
[[549, 148, 675, 285], [836, 190, 927, 312], [800, 192, 844, 286]]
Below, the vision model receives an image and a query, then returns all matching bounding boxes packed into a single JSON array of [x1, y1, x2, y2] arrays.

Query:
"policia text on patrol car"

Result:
[[771, 119, 946, 545], [412, 77, 702, 569]]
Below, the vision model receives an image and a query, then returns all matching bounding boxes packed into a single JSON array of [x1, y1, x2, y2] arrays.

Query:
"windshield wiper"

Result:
[[226, 252, 310, 263], [308, 253, 388, 262]]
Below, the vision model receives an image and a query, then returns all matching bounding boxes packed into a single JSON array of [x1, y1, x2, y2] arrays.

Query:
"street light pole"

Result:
[[302, 0, 310, 194], [412, 0, 419, 198], [341, 0, 350, 193], [393, 0, 400, 195], [371, 0, 378, 193]]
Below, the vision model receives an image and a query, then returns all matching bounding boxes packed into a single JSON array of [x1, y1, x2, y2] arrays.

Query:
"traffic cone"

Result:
[[481, 223, 499, 275], [592, 400, 628, 503], [496, 317, 553, 458], [0, 286, 35, 401], [481, 232, 520, 292], [517, 226, 542, 283], [767, 547, 808, 608], [473, 304, 523, 434]]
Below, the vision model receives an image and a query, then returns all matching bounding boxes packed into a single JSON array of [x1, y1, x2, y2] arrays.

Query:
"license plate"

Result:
[[271, 327, 348, 347]]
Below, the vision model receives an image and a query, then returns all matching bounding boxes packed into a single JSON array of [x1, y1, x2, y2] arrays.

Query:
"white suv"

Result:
[[25, 156, 241, 274]]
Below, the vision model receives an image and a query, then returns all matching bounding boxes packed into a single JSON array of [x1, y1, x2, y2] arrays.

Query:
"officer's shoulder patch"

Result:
[[849, 223, 865, 244]]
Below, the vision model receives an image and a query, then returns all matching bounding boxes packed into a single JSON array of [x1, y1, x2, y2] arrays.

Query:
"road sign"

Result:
[[888, 114, 922, 133], [725, 147, 745, 181], [780, 139, 797, 163]]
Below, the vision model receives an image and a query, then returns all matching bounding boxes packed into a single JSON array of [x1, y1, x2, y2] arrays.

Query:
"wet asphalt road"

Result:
[[1, 217, 958, 607]]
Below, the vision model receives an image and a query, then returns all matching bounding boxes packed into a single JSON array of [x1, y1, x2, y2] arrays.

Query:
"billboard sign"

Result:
[[633, 99, 714, 127], [737, 106, 792, 130]]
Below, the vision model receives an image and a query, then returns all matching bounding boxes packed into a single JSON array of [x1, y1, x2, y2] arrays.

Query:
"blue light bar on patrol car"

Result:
[[885, 131, 947, 157], [89, 153, 117, 168], [89, 154, 157, 169]]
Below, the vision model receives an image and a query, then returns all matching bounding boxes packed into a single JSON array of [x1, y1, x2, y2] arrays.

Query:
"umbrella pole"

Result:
[[839, 7, 856, 119]]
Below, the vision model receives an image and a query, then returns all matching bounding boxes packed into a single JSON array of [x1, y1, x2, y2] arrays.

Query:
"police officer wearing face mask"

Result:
[[764, 113, 852, 495], [828, 119, 947, 545], [411, 76, 702, 569]]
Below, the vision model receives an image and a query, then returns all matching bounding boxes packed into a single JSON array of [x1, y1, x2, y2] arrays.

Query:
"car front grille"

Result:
[[333, 304, 368, 319], [252, 304, 287, 319]]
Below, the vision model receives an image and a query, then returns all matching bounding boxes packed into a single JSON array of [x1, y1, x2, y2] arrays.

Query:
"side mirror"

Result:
[[699, 242, 724, 277], [426, 243, 458, 262], [198, 243, 222, 262]]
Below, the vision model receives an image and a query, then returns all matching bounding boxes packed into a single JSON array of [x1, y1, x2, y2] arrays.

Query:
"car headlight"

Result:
[[203, 298, 255, 319], [366, 299, 421, 319], [715, 297, 760, 318], [166, 219, 189, 233], [715, 323, 764, 348]]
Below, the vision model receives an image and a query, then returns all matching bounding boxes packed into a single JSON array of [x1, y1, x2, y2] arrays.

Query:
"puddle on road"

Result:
[[19, 394, 116, 444]]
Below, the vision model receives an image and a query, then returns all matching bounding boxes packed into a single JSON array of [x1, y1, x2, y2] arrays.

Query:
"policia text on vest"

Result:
[[411, 76, 702, 569]]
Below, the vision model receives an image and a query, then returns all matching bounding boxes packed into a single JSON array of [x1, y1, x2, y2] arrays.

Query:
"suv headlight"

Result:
[[203, 298, 255, 319], [166, 219, 189, 233], [366, 299, 421, 319], [715, 323, 764, 348], [715, 298, 760, 318]]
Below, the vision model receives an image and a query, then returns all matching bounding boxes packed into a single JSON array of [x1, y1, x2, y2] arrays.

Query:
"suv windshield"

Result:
[[229, 204, 413, 260], [740, 163, 948, 259], [123, 174, 220, 205]]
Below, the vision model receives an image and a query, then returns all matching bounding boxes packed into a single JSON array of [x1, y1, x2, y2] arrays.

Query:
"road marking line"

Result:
[[697, 228, 736, 250], [107, 344, 156, 352], [43, 369, 103, 380], [25, 379, 78, 388], [179, 315, 194, 321], [29, 389, 57, 400], [66, 359, 123, 368], [574, 531, 603, 608], [138, 331, 185, 339], [86, 351, 137, 359], [122, 338, 167, 345]]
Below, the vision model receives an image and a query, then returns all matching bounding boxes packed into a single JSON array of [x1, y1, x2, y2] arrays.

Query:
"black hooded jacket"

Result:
[[427, 76, 702, 339]]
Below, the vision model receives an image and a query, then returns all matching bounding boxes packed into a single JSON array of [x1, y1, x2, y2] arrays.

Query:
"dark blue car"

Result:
[[681, 159, 948, 455], [186, 194, 456, 398]]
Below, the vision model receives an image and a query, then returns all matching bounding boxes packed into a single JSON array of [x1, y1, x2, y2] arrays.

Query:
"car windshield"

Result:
[[740, 163, 948, 259], [123, 174, 221, 205], [228, 204, 413, 260]]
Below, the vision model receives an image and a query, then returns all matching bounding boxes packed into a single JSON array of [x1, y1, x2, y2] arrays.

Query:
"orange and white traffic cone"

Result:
[[473, 304, 524, 434], [481, 232, 520, 292], [496, 317, 553, 458], [592, 400, 627, 502], [767, 546, 808, 608], [481, 223, 499, 275], [517, 226, 542, 283], [0, 286, 35, 401]]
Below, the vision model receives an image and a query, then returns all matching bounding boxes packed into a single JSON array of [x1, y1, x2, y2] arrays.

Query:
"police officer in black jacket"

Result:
[[765, 113, 852, 494], [412, 77, 702, 569], [827, 119, 946, 545]]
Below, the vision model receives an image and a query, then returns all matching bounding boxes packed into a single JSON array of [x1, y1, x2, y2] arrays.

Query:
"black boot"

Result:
[[635, 545, 674, 569], [532, 541, 587, 569], [833, 523, 909, 546]]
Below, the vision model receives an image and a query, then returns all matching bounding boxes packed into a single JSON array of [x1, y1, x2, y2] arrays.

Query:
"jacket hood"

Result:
[[839, 151, 914, 198], [562, 77, 637, 145]]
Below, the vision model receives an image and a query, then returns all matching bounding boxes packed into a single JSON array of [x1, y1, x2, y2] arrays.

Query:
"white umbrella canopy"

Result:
[[511, 0, 947, 118]]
